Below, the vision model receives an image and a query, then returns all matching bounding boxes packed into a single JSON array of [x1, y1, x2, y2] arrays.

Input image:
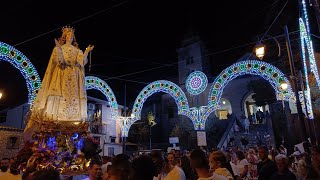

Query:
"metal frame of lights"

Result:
[[186, 71, 208, 95], [119, 116, 135, 137], [298, 0, 319, 119], [0, 41, 41, 106], [207, 60, 295, 119], [85, 76, 119, 120]]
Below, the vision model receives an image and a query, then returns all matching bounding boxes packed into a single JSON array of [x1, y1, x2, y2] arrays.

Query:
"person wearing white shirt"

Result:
[[190, 149, 227, 180], [159, 155, 186, 180], [235, 151, 250, 179]]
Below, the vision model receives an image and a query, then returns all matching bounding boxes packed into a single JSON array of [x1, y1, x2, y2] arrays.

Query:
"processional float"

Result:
[[17, 26, 100, 175]]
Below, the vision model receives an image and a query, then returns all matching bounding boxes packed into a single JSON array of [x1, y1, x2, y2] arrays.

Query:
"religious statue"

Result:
[[25, 26, 94, 132]]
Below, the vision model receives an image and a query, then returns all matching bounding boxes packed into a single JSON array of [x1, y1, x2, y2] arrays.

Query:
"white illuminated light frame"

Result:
[[298, 0, 320, 119]]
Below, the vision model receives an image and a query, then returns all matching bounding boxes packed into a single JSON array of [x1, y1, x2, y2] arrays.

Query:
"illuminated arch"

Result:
[[0, 42, 41, 105], [85, 76, 119, 120], [207, 60, 295, 118], [131, 80, 190, 124]]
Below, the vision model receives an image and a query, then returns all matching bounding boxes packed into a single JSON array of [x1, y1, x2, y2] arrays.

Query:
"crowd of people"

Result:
[[1, 143, 320, 180]]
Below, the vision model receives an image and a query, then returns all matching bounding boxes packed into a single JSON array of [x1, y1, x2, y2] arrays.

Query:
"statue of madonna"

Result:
[[25, 26, 94, 131]]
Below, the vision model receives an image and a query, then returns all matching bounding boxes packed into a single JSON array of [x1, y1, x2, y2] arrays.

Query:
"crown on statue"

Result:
[[62, 26, 75, 34]]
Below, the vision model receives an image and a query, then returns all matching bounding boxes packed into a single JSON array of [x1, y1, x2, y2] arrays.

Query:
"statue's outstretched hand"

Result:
[[85, 44, 94, 53]]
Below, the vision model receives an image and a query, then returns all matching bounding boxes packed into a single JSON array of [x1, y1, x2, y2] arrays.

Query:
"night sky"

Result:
[[0, 0, 310, 109]]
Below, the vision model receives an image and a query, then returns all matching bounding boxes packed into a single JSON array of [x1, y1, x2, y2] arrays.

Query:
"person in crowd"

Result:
[[311, 145, 320, 177], [270, 154, 297, 180], [189, 149, 227, 180], [244, 117, 250, 134], [32, 169, 63, 180], [108, 154, 133, 180], [180, 154, 198, 180], [168, 153, 175, 166], [263, 133, 271, 146], [234, 150, 249, 179], [257, 110, 265, 124], [150, 150, 167, 180], [170, 149, 176, 154], [0, 158, 9, 173], [257, 146, 277, 180], [0, 161, 22, 180], [161, 155, 186, 180], [131, 155, 156, 180], [264, 111, 270, 121], [247, 148, 259, 179], [225, 151, 240, 180], [256, 132, 263, 147], [247, 149, 259, 165], [279, 144, 288, 156], [296, 157, 319, 180], [9, 157, 15, 168], [174, 158, 182, 168], [101, 156, 112, 175], [83, 160, 103, 180], [102, 164, 111, 180], [234, 124, 240, 135], [269, 146, 279, 161], [209, 150, 234, 180], [175, 150, 182, 159], [240, 137, 248, 149], [252, 113, 257, 124], [22, 167, 37, 180]]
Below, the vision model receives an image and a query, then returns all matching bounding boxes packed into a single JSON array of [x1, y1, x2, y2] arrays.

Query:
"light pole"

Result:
[[123, 83, 127, 154], [284, 25, 308, 142], [254, 26, 308, 142], [147, 112, 156, 150]]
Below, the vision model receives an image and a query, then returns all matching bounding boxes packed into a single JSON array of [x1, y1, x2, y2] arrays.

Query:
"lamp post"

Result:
[[123, 83, 127, 154], [254, 26, 308, 142], [147, 112, 156, 150], [284, 25, 308, 142], [254, 35, 281, 60]]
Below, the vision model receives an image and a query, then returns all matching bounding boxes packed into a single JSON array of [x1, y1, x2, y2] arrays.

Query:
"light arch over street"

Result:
[[205, 60, 296, 120], [0, 41, 41, 106]]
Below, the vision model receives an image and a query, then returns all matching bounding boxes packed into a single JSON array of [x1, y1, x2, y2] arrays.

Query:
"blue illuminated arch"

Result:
[[131, 80, 190, 123], [85, 76, 119, 120], [207, 60, 295, 117], [0, 42, 41, 106]]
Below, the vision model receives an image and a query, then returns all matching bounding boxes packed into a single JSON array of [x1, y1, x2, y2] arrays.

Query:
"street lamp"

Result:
[[255, 43, 266, 60], [254, 35, 281, 60], [0, 92, 2, 100], [280, 81, 288, 109]]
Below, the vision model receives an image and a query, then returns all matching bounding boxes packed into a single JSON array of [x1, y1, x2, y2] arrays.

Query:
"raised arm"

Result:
[[83, 44, 94, 65], [54, 39, 65, 64]]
